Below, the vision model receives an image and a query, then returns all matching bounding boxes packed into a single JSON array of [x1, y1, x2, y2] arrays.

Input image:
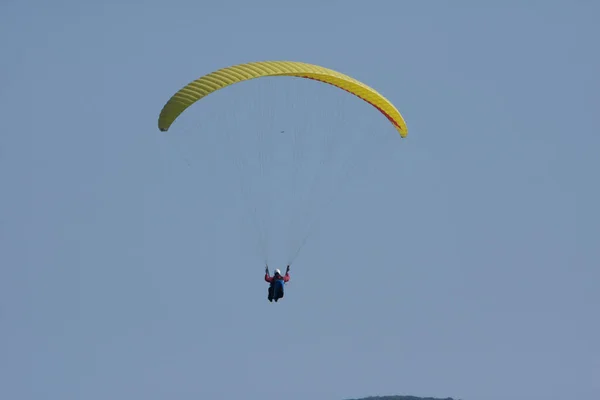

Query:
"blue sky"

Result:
[[1, 1, 598, 400]]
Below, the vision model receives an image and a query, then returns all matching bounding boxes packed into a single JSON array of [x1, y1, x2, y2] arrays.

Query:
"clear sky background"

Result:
[[1, 1, 598, 400]]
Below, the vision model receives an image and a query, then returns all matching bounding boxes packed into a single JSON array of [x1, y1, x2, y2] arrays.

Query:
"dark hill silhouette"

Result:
[[345, 396, 457, 400]]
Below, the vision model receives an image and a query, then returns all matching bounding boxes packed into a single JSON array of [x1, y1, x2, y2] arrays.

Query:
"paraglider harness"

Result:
[[268, 275, 285, 302]]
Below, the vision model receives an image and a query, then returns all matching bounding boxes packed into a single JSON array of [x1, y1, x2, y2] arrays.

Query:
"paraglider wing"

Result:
[[157, 60, 408, 137]]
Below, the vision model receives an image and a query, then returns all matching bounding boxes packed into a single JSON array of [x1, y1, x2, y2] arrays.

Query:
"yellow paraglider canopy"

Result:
[[157, 60, 408, 137]]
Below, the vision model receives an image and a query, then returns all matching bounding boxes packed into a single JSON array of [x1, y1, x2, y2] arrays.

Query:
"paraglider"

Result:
[[157, 60, 408, 302], [265, 265, 290, 302]]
